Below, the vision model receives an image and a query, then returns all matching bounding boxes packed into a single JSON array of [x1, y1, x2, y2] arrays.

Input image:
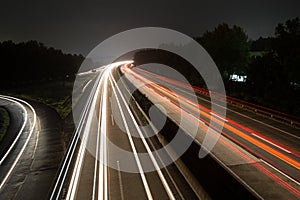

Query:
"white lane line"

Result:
[[0, 96, 36, 190], [0, 96, 28, 165], [66, 75, 102, 200], [132, 96, 186, 200], [50, 100, 88, 199], [50, 72, 102, 200], [117, 161, 125, 200], [260, 159, 300, 186], [82, 80, 92, 93], [141, 72, 300, 140], [111, 75, 175, 200], [111, 114, 114, 126], [251, 133, 292, 154], [66, 102, 94, 199], [127, 72, 264, 200], [210, 112, 228, 122], [92, 67, 106, 200], [99, 69, 109, 200], [110, 77, 153, 200], [92, 83, 103, 200]]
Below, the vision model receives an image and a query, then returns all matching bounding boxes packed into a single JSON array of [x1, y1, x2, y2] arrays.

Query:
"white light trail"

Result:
[[0, 95, 36, 190], [110, 76, 175, 200], [110, 75, 154, 200]]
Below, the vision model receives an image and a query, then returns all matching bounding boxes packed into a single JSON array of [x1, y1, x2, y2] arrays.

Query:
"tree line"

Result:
[[0, 40, 84, 88], [134, 18, 300, 116], [0, 18, 299, 116]]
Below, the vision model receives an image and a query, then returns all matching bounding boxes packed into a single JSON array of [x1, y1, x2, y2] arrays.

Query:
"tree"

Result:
[[196, 23, 251, 81], [246, 18, 300, 115], [251, 37, 273, 52], [0, 40, 85, 88], [273, 17, 300, 84]]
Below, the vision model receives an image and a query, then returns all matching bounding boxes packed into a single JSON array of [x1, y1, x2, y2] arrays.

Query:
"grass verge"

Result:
[[1, 80, 74, 119], [0, 106, 10, 142]]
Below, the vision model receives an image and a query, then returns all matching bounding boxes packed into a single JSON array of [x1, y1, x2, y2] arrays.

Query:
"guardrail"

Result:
[[132, 67, 300, 128], [193, 86, 300, 128]]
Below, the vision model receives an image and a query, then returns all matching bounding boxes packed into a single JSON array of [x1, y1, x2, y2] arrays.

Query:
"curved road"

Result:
[[0, 96, 66, 200]]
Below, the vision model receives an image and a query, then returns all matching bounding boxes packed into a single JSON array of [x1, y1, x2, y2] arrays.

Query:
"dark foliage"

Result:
[[246, 18, 300, 115], [133, 18, 300, 117], [134, 49, 205, 87], [0, 40, 84, 89], [251, 37, 273, 51], [195, 23, 251, 80]]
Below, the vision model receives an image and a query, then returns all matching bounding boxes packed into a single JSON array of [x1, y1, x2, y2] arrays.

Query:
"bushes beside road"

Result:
[[0, 107, 10, 142]]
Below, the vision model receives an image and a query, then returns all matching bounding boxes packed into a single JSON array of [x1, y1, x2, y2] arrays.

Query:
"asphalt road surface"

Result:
[[45, 62, 300, 199], [0, 96, 66, 200], [123, 65, 300, 199], [51, 62, 204, 200]]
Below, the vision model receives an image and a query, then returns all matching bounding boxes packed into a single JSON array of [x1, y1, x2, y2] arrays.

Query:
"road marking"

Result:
[[99, 69, 109, 200], [210, 112, 228, 122], [0, 96, 36, 191], [0, 96, 28, 165], [129, 71, 300, 169], [260, 159, 300, 186], [92, 87, 103, 200], [82, 80, 92, 93], [111, 75, 175, 200], [66, 98, 96, 200], [110, 76, 153, 200], [50, 71, 102, 200], [111, 114, 114, 126], [117, 161, 125, 200], [140, 70, 300, 140], [133, 101, 186, 200], [251, 133, 292, 154], [66, 73, 103, 200]]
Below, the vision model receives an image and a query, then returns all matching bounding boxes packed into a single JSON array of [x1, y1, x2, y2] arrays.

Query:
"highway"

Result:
[[0, 96, 36, 198], [50, 61, 300, 199], [51, 62, 203, 199], [128, 67, 300, 177], [122, 64, 300, 199], [0, 96, 69, 199]]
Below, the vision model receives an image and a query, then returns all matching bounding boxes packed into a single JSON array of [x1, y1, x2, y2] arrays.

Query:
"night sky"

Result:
[[1, 0, 299, 55]]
